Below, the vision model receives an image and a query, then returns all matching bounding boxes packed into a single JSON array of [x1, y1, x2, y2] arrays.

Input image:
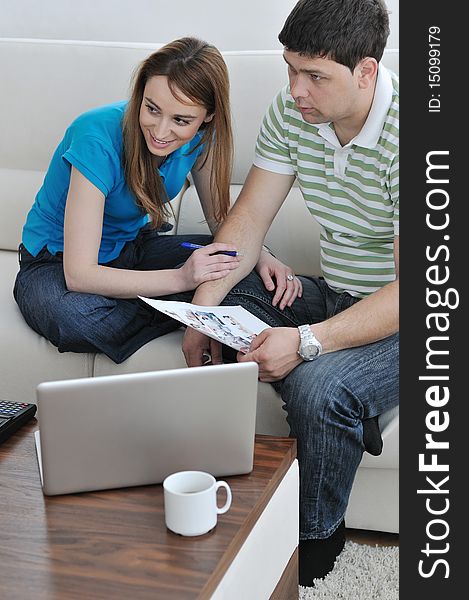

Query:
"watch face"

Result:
[[299, 343, 318, 360], [298, 325, 322, 361], [302, 343, 319, 359]]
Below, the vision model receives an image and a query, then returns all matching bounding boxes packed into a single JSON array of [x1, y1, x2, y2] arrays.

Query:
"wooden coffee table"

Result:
[[0, 422, 299, 599]]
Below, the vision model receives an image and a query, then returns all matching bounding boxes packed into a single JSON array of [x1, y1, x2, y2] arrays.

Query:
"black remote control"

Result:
[[0, 400, 37, 445]]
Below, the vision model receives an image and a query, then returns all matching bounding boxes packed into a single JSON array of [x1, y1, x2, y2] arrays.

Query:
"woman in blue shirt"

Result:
[[14, 37, 302, 363]]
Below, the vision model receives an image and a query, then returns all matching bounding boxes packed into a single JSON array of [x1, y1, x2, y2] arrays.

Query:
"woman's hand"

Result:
[[178, 242, 240, 290], [255, 251, 302, 310]]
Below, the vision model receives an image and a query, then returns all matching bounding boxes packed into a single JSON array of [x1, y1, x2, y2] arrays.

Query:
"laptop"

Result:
[[34, 362, 258, 496]]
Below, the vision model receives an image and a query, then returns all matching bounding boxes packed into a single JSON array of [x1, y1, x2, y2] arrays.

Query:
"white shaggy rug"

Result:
[[299, 541, 399, 600]]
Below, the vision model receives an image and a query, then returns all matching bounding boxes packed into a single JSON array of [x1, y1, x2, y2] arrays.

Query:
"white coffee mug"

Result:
[[163, 471, 232, 537]]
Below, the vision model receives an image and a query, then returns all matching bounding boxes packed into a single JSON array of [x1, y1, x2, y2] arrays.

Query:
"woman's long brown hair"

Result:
[[123, 37, 233, 228]]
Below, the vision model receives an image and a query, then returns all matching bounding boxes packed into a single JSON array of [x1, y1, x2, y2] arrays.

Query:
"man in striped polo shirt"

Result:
[[183, 0, 398, 586]]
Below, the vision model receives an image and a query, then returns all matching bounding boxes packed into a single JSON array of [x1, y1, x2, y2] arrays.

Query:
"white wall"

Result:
[[1, 0, 398, 50]]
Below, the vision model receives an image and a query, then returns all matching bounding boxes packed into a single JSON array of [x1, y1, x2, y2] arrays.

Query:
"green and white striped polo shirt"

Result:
[[254, 64, 399, 298]]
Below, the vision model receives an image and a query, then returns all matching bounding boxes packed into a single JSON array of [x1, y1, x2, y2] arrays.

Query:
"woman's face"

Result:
[[139, 75, 213, 159]]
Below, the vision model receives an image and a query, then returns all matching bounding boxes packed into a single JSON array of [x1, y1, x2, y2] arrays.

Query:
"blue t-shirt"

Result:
[[22, 101, 204, 263]]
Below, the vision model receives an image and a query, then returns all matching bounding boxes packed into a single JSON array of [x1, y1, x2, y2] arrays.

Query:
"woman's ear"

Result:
[[204, 113, 214, 124]]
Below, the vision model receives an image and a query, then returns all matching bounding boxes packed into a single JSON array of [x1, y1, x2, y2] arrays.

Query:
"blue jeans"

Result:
[[13, 225, 216, 363], [218, 273, 399, 540]]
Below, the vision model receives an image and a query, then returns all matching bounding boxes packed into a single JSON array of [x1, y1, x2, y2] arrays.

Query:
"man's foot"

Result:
[[363, 415, 383, 456], [221, 344, 238, 363], [298, 519, 346, 587]]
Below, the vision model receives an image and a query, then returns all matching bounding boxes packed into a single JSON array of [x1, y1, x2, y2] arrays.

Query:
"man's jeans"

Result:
[[219, 272, 399, 541]]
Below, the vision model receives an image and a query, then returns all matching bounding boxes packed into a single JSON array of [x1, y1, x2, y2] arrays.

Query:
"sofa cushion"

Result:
[[0, 169, 46, 251], [0, 250, 93, 403]]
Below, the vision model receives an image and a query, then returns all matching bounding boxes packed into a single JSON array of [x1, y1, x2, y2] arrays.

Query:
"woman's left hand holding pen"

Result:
[[178, 242, 240, 290]]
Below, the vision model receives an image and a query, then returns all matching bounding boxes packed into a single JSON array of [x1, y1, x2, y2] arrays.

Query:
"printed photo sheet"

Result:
[[139, 297, 271, 353]]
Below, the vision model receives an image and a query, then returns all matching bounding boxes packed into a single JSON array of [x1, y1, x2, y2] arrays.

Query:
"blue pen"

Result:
[[180, 241, 240, 257]]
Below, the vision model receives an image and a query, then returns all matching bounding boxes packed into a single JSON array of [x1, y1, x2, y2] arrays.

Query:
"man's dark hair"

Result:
[[278, 0, 390, 71]]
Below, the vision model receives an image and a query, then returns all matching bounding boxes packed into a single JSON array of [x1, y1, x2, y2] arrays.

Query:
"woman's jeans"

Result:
[[13, 226, 217, 363], [14, 230, 399, 539]]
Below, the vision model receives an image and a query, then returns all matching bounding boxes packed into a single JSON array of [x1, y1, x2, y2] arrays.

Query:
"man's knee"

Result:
[[282, 358, 364, 430], [282, 339, 399, 432], [229, 270, 268, 298], [282, 361, 342, 419]]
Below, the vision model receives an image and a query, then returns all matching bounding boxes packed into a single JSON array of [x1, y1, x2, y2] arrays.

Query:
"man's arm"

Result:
[[183, 165, 295, 365], [239, 236, 399, 381], [191, 165, 295, 304], [192, 153, 303, 310], [315, 235, 399, 351]]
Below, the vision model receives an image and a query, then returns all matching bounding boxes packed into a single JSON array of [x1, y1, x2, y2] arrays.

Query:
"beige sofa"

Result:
[[0, 38, 399, 533]]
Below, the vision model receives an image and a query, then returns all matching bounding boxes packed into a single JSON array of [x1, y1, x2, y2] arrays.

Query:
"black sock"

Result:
[[363, 415, 383, 456], [221, 344, 238, 363], [299, 519, 346, 587]]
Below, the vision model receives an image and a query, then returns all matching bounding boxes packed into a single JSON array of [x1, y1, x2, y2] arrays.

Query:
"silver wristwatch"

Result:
[[297, 325, 322, 361]]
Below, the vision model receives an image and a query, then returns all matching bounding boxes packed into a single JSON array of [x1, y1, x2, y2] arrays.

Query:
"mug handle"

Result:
[[215, 481, 232, 514]]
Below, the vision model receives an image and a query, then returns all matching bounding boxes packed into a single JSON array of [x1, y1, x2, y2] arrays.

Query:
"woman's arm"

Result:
[[191, 151, 222, 235], [63, 167, 239, 298]]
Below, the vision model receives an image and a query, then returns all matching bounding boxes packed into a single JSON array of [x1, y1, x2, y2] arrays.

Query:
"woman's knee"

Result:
[[19, 284, 123, 351], [56, 292, 129, 348]]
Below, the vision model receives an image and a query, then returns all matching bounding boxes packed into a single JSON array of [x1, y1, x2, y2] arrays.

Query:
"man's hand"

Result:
[[182, 327, 223, 367], [238, 327, 303, 382], [255, 252, 303, 310]]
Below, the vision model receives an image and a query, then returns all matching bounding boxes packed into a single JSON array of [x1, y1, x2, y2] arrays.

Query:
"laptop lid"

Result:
[[35, 362, 258, 496]]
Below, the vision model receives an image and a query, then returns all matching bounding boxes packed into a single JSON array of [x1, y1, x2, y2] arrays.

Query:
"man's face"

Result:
[[283, 50, 361, 125]]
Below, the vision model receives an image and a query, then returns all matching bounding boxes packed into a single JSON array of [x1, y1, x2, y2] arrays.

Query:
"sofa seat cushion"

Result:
[[0, 250, 93, 403], [93, 329, 189, 377]]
